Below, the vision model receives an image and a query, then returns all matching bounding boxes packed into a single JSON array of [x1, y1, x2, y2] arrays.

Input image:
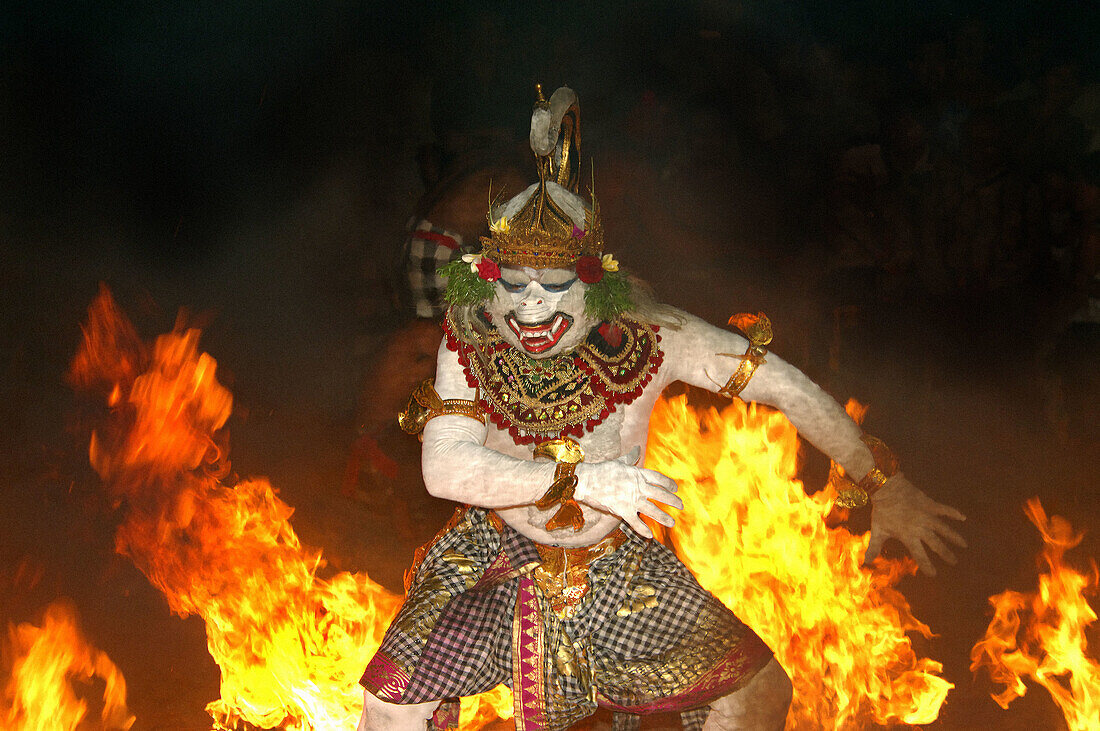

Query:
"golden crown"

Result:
[[480, 85, 604, 270]]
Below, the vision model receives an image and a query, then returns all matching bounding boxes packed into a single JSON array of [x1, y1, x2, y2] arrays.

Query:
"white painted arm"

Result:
[[665, 311, 875, 478], [421, 339, 682, 534], [664, 310, 966, 575], [420, 340, 555, 507]]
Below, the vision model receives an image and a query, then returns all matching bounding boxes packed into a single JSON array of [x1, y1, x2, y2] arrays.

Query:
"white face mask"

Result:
[[485, 266, 595, 358]]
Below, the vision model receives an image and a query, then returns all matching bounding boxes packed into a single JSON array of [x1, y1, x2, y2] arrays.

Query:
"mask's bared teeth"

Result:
[[506, 312, 571, 353], [521, 325, 549, 339]]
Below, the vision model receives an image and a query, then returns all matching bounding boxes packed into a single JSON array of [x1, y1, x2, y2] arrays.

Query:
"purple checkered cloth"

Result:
[[361, 508, 772, 731]]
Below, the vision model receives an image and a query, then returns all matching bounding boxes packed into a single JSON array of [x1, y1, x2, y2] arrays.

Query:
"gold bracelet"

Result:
[[718, 313, 773, 398], [398, 378, 485, 439], [533, 438, 586, 532], [859, 467, 890, 493], [834, 435, 899, 509]]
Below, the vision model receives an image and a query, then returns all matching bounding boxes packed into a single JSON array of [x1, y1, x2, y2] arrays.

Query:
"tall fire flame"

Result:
[[1, 600, 134, 730], [970, 499, 1100, 730], [648, 395, 952, 728], [69, 289, 510, 730]]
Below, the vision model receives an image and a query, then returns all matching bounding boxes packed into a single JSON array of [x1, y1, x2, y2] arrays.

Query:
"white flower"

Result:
[[461, 252, 483, 274]]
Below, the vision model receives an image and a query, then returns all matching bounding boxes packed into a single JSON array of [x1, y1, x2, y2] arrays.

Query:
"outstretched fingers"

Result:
[[863, 527, 887, 566], [901, 534, 937, 576], [864, 522, 963, 575], [935, 520, 968, 549], [639, 499, 677, 528], [926, 497, 967, 523], [641, 468, 679, 493], [631, 470, 681, 537], [624, 512, 655, 539], [578, 462, 682, 539], [643, 482, 683, 512], [922, 529, 958, 566]]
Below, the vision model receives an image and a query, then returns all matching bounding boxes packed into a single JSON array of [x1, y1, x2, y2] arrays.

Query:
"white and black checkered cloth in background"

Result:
[[403, 218, 465, 318]]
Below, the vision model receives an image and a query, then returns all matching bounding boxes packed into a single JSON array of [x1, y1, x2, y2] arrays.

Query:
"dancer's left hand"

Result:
[[865, 474, 967, 576]]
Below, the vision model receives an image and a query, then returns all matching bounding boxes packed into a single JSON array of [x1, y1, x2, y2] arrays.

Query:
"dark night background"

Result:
[[2, 1, 1098, 729]]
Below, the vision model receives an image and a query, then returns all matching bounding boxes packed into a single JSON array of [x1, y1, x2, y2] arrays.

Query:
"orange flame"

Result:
[[646, 395, 951, 728], [970, 499, 1100, 730], [69, 289, 507, 730], [1, 600, 134, 730], [459, 687, 513, 729]]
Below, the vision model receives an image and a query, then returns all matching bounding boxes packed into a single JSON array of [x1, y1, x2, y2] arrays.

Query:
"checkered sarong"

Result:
[[361, 509, 773, 731], [403, 219, 463, 318]]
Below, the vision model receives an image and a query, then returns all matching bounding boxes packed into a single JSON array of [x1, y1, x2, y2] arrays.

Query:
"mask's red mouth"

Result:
[[506, 313, 573, 354]]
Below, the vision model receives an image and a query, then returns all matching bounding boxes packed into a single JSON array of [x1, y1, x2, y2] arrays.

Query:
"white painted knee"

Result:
[[358, 687, 439, 731], [703, 657, 792, 731]]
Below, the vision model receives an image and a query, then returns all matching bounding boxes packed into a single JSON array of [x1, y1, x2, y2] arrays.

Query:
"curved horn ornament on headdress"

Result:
[[481, 85, 601, 269], [529, 86, 581, 192]]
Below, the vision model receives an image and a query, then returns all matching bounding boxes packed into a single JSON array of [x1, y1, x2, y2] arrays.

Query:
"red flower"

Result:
[[477, 257, 501, 281], [575, 255, 604, 284], [597, 322, 623, 347]]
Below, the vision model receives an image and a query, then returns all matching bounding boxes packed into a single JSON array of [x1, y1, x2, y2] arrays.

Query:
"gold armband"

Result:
[[834, 435, 900, 509], [533, 438, 586, 532], [718, 312, 773, 398], [398, 378, 484, 439]]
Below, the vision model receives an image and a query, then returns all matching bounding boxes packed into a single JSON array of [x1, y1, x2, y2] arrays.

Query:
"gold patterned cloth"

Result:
[[360, 508, 773, 731], [443, 312, 663, 445]]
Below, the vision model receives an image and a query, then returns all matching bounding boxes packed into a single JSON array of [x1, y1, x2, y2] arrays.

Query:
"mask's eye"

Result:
[[541, 278, 577, 293], [499, 279, 526, 294]]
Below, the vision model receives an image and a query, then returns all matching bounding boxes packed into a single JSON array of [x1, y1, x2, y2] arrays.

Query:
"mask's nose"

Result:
[[514, 283, 553, 322], [517, 282, 548, 307], [521, 292, 544, 307]]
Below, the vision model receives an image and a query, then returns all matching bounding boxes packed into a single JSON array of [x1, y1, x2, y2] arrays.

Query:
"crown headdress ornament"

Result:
[[480, 85, 604, 270]]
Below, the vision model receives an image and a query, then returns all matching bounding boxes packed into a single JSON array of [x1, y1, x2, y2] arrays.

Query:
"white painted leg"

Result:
[[357, 687, 440, 731], [701, 657, 792, 731]]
